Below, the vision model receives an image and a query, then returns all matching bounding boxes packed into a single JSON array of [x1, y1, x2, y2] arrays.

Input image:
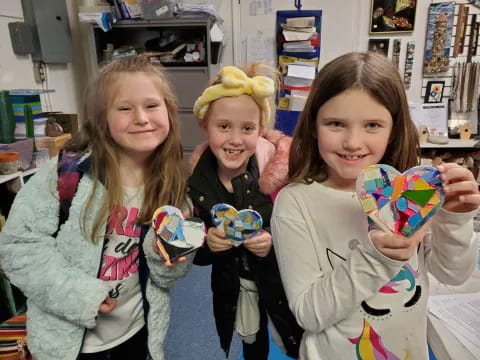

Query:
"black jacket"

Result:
[[188, 147, 303, 358]]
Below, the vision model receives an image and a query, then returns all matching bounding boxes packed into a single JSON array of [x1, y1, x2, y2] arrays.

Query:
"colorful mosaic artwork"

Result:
[[356, 164, 444, 237], [152, 205, 205, 261], [211, 203, 263, 246]]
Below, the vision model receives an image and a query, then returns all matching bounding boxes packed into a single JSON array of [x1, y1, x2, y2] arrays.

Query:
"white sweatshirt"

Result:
[[271, 181, 477, 360]]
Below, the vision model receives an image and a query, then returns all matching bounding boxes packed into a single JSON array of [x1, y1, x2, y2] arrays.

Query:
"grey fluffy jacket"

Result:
[[0, 157, 192, 360]]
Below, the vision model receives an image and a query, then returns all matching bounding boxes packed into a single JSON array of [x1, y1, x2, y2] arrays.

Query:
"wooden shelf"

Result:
[[421, 139, 480, 149], [22, 167, 39, 177], [0, 168, 38, 185], [0, 172, 21, 185]]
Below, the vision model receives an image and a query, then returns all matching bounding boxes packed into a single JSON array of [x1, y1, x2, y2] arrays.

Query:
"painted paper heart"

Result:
[[152, 205, 205, 261], [356, 164, 444, 237], [211, 203, 263, 246]]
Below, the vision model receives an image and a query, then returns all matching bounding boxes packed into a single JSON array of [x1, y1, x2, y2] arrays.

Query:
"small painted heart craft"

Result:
[[356, 164, 444, 237], [152, 205, 206, 261], [211, 203, 263, 246]]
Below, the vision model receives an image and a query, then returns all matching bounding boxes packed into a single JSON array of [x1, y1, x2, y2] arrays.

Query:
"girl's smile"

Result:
[[337, 153, 367, 161], [129, 129, 157, 134]]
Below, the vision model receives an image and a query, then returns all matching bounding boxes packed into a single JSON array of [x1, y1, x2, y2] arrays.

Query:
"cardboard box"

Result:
[[35, 133, 71, 157], [43, 112, 79, 135]]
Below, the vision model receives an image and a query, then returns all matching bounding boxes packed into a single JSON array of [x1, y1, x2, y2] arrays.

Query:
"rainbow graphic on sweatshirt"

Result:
[[349, 319, 410, 360], [379, 264, 419, 294]]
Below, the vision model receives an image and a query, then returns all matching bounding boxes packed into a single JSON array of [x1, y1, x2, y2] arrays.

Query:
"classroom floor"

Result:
[[165, 265, 291, 360]]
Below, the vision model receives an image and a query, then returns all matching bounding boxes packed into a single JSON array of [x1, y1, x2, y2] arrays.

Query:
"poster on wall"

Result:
[[368, 38, 390, 56], [423, 2, 455, 74], [370, 0, 417, 34]]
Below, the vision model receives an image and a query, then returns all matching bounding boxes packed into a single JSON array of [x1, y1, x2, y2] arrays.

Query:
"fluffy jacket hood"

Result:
[[189, 128, 291, 195]]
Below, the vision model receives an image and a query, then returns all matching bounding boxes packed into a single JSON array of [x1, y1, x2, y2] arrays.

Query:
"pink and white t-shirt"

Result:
[[81, 187, 145, 353]]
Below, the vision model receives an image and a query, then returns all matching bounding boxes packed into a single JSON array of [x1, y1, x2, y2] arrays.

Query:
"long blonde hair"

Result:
[[289, 52, 419, 184], [64, 56, 186, 241]]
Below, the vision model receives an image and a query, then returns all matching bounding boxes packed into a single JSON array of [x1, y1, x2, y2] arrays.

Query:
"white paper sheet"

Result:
[[248, 0, 273, 16], [246, 34, 275, 64], [429, 292, 480, 358], [409, 102, 448, 136], [287, 64, 316, 80]]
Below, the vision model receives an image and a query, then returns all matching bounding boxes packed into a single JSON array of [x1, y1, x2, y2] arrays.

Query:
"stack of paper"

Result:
[[428, 292, 480, 359], [277, 15, 319, 113], [283, 40, 314, 53], [290, 90, 309, 111], [283, 63, 315, 88], [286, 17, 315, 27], [281, 16, 317, 43], [174, 3, 222, 22]]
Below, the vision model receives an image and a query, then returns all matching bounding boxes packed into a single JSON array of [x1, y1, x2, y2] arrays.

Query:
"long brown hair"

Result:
[[64, 56, 186, 242], [288, 52, 419, 184]]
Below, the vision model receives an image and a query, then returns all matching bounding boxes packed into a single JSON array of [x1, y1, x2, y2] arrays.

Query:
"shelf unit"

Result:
[[0, 168, 38, 321], [86, 18, 214, 156], [420, 138, 480, 182]]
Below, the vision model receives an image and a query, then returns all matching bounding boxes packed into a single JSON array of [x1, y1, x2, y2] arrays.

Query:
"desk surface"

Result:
[[421, 139, 480, 149]]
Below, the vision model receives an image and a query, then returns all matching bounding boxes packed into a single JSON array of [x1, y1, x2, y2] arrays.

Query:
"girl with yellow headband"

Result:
[[188, 64, 303, 359]]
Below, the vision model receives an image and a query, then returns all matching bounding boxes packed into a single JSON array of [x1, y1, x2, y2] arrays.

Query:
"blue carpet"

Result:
[[166, 265, 293, 360], [165, 265, 241, 359]]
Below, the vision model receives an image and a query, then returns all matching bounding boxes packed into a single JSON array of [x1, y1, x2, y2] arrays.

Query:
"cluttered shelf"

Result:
[[420, 138, 480, 182], [90, 17, 217, 67], [107, 18, 213, 26]]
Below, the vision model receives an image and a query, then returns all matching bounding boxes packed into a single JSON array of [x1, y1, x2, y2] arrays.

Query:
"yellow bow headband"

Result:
[[193, 66, 275, 125]]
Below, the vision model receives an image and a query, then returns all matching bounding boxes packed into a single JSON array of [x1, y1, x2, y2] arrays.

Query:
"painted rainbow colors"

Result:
[[356, 165, 444, 237], [349, 319, 409, 360]]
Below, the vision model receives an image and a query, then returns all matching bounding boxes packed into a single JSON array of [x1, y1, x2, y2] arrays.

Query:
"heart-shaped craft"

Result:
[[356, 164, 444, 237], [211, 203, 263, 246], [152, 206, 206, 261]]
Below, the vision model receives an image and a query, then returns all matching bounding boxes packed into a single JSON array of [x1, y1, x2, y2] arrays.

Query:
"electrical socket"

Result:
[[33, 62, 46, 83], [39, 63, 45, 82]]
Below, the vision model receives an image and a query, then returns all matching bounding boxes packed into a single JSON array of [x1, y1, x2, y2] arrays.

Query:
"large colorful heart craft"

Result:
[[355, 164, 444, 237], [152, 205, 206, 262], [211, 203, 263, 247]]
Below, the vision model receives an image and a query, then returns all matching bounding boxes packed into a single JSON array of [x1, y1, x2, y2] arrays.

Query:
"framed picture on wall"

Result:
[[370, 0, 417, 34], [424, 81, 445, 103], [423, 2, 455, 74], [368, 38, 390, 56]]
